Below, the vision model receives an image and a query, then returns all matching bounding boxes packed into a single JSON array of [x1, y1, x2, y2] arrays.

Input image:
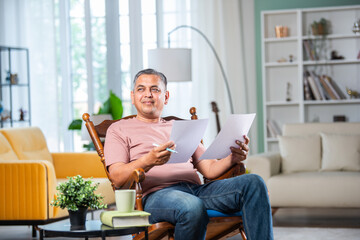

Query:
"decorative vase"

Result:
[[68, 207, 88, 229]]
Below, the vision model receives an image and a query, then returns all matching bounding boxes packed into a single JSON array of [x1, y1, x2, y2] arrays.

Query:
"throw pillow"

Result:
[[320, 133, 360, 171], [279, 135, 321, 173]]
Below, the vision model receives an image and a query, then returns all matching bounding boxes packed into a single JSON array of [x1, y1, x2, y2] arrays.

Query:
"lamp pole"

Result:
[[167, 25, 234, 114]]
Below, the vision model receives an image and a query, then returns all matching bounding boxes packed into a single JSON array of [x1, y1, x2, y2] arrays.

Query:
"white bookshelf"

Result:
[[261, 5, 360, 152]]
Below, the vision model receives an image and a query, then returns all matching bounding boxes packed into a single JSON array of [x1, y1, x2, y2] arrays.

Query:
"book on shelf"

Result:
[[309, 40, 318, 60], [303, 72, 315, 100], [305, 71, 322, 100], [317, 78, 331, 100], [325, 75, 347, 99], [267, 119, 282, 138], [303, 40, 318, 61], [319, 75, 339, 100], [303, 40, 314, 61], [310, 71, 326, 100], [100, 210, 151, 228], [304, 72, 347, 101]]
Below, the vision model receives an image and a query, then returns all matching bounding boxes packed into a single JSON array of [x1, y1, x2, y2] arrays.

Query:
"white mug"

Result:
[[115, 189, 136, 212]]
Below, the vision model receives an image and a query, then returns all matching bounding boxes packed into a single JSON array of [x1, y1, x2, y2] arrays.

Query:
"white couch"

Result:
[[247, 122, 360, 209]]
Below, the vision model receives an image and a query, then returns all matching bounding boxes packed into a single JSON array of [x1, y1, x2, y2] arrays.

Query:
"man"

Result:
[[104, 68, 273, 240]]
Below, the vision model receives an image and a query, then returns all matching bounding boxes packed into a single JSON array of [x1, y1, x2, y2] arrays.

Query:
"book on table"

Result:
[[100, 210, 151, 228]]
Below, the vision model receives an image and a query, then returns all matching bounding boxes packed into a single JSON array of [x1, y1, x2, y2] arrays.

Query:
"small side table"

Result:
[[38, 220, 148, 240]]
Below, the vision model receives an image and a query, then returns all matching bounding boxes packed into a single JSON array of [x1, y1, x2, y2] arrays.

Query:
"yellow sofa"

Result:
[[0, 127, 114, 233]]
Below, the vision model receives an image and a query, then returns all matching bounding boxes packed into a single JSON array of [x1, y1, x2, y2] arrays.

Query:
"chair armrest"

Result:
[[120, 168, 145, 189], [120, 168, 145, 211], [0, 160, 58, 220], [204, 162, 246, 183], [52, 152, 106, 178], [246, 152, 281, 183]]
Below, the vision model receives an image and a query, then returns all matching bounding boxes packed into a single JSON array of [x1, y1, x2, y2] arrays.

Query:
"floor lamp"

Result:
[[148, 25, 234, 114]]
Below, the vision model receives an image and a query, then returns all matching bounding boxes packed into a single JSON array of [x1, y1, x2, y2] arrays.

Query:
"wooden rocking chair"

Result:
[[82, 107, 247, 240]]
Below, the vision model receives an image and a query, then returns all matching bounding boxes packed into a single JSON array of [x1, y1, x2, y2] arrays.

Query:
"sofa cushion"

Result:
[[283, 122, 360, 136], [320, 133, 360, 172], [267, 171, 360, 208], [278, 135, 321, 173], [0, 132, 19, 160], [0, 127, 53, 163]]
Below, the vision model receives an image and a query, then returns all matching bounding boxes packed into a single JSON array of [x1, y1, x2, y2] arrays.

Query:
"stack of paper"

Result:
[[167, 113, 256, 162]]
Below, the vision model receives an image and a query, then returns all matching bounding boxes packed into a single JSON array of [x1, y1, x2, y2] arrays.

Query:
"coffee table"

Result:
[[38, 220, 148, 240]]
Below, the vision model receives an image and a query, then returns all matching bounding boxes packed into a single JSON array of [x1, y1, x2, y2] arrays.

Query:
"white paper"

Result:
[[168, 119, 209, 164], [200, 113, 256, 160]]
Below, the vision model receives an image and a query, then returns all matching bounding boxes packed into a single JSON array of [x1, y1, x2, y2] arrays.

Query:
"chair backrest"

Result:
[[82, 107, 199, 190]]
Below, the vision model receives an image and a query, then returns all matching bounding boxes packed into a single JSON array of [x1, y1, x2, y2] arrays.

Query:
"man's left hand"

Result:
[[230, 135, 250, 164]]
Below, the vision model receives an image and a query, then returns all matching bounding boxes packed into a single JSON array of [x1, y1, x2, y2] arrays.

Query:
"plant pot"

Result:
[[68, 207, 88, 229], [311, 25, 319, 35], [317, 24, 326, 35], [312, 24, 327, 36]]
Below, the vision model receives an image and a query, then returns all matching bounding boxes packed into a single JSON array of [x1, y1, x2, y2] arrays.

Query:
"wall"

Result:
[[240, 0, 257, 153], [254, 0, 360, 153]]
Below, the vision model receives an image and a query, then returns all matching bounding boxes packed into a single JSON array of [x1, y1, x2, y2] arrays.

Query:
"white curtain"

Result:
[[0, 0, 257, 152], [0, 0, 59, 151], [189, 0, 258, 151]]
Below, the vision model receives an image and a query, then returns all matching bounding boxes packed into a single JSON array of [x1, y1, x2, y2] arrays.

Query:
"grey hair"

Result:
[[133, 68, 167, 89]]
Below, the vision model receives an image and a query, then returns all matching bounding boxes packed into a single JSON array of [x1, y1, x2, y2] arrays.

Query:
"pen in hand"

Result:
[[152, 143, 178, 153]]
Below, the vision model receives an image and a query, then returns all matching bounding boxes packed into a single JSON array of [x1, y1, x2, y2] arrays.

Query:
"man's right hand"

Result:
[[108, 141, 176, 188], [144, 141, 176, 166]]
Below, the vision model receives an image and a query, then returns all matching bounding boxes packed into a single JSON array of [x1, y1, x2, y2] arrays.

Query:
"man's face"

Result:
[[131, 74, 169, 120]]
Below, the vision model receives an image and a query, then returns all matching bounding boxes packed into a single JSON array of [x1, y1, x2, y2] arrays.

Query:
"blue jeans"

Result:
[[143, 174, 273, 240]]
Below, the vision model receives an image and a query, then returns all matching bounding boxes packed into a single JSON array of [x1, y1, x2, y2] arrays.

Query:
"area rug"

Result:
[[2, 225, 360, 239], [228, 227, 360, 240], [274, 227, 360, 240]]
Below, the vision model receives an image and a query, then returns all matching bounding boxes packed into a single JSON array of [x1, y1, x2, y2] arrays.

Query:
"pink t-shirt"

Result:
[[104, 117, 204, 196]]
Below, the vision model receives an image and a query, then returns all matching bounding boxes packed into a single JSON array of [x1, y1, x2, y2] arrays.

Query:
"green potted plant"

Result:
[[68, 90, 123, 131], [68, 90, 123, 150], [311, 18, 329, 35], [50, 175, 107, 228]]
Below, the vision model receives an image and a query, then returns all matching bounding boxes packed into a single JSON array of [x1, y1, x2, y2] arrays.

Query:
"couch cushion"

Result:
[[320, 133, 360, 172], [278, 135, 321, 173], [283, 122, 360, 136], [267, 172, 360, 208], [0, 127, 53, 163], [0, 132, 18, 160]]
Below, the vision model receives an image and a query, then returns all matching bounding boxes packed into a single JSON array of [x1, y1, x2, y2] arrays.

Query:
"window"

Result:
[[118, 0, 132, 114], [141, 0, 157, 67], [55, 0, 191, 151]]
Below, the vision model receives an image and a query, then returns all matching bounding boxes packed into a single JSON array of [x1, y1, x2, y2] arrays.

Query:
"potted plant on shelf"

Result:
[[50, 175, 107, 228], [311, 18, 329, 36]]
